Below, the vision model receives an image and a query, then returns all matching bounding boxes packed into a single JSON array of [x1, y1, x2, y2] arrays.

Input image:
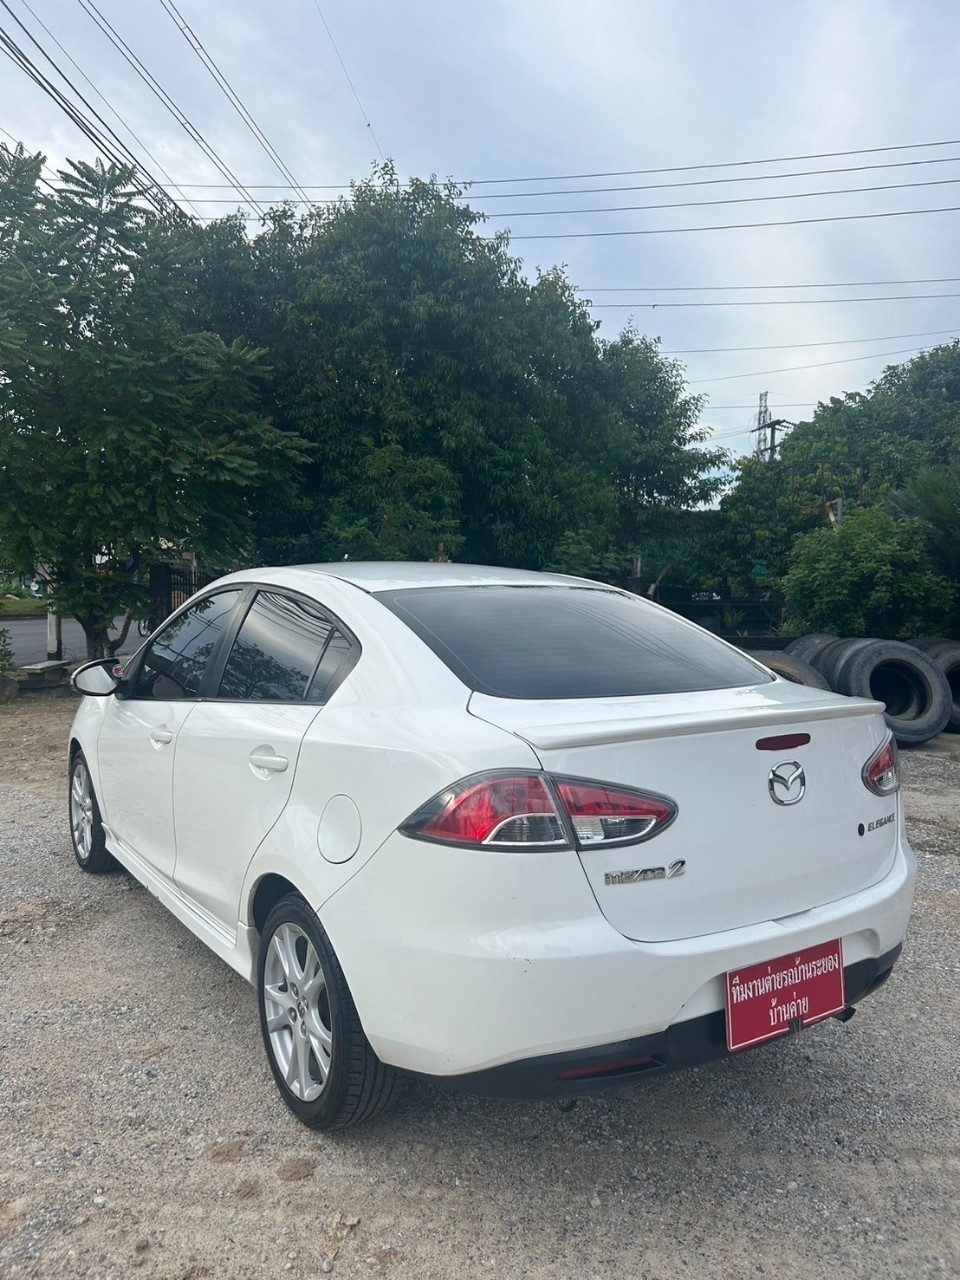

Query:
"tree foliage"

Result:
[[0, 146, 303, 657], [192, 169, 724, 570], [782, 507, 953, 639]]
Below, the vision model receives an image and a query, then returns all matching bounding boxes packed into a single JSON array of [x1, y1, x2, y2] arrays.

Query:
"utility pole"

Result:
[[752, 391, 770, 459], [750, 391, 792, 462]]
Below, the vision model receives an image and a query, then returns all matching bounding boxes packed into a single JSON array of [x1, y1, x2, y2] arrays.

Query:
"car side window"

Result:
[[131, 590, 242, 700], [217, 591, 344, 702]]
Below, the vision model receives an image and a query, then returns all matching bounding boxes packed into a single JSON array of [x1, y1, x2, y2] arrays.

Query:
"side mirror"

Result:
[[71, 658, 124, 697]]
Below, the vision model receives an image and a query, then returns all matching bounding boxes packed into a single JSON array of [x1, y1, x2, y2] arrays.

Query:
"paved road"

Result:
[[2, 616, 139, 666]]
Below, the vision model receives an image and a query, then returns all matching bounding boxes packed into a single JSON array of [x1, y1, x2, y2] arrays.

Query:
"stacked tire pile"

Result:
[[752, 635, 960, 746]]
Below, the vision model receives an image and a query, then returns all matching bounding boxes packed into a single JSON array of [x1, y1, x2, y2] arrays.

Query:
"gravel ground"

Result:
[[1, 699, 958, 1280]]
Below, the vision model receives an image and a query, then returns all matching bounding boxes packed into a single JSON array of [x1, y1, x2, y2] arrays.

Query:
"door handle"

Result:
[[150, 729, 174, 746], [249, 750, 289, 774]]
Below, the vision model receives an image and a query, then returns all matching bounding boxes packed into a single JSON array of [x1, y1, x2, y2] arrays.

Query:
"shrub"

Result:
[[783, 507, 953, 638]]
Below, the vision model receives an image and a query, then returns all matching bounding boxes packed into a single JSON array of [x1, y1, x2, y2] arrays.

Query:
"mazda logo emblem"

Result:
[[768, 760, 805, 806]]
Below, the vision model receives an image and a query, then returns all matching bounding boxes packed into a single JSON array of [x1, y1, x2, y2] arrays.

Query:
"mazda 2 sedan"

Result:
[[69, 563, 916, 1128]]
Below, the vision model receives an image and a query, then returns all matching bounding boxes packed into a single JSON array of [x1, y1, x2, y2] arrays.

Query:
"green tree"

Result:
[[782, 507, 953, 638], [0, 146, 303, 657], [193, 171, 721, 573]]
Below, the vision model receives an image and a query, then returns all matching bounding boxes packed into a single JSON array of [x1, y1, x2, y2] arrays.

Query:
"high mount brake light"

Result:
[[401, 772, 678, 851], [862, 734, 900, 797]]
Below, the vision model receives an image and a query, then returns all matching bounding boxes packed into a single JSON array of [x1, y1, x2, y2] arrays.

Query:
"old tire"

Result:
[[258, 894, 399, 1130], [809, 638, 873, 691], [833, 640, 952, 746], [784, 634, 837, 664], [750, 650, 831, 690], [907, 636, 951, 655], [917, 641, 960, 733]]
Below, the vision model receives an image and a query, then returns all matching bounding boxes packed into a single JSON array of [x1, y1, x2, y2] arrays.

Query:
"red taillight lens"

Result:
[[402, 772, 677, 850], [401, 773, 568, 849], [555, 778, 676, 847], [862, 734, 900, 797]]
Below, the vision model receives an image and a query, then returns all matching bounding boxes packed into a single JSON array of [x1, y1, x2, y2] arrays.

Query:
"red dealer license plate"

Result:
[[725, 939, 845, 1052]]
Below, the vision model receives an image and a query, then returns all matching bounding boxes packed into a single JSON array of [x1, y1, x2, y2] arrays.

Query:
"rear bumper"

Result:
[[320, 832, 916, 1077], [406, 945, 902, 1098]]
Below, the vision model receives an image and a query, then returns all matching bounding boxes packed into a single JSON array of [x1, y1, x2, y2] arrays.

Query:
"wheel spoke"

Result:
[[296, 1035, 314, 1098], [307, 1028, 331, 1083], [266, 1010, 289, 1033], [263, 981, 295, 1014]]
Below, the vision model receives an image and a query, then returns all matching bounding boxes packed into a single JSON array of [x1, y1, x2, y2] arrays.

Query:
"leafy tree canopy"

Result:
[[0, 145, 304, 657], [192, 167, 723, 570], [782, 507, 953, 639]]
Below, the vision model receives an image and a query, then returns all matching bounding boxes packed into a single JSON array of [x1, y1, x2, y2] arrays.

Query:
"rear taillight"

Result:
[[401, 772, 677, 850], [862, 734, 900, 797], [554, 779, 676, 847]]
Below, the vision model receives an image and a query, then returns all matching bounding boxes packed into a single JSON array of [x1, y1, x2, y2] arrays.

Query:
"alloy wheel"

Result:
[[70, 761, 94, 861], [262, 922, 333, 1103]]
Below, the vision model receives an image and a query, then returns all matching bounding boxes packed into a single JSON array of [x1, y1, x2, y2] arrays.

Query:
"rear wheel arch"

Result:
[[250, 873, 304, 934]]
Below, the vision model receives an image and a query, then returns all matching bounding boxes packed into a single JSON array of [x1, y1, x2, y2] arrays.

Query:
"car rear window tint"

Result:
[[374, 585, 771, 699]]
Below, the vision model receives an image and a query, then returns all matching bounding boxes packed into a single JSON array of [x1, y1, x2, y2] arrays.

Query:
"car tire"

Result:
[[68, 751, 115, 873], [257, 895, 399, 1130], [750, 650, 831, 690], [834, 639, 952, 746]]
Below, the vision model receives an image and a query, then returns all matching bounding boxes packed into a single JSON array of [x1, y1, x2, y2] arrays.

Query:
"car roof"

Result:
[[247, 562, 602, 595]]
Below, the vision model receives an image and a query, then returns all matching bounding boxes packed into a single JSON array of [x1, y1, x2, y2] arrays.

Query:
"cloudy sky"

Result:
[[3, 0, 959, 454]]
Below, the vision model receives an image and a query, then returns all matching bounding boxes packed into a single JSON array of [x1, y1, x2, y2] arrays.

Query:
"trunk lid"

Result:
[[469, 683, 899, 943]]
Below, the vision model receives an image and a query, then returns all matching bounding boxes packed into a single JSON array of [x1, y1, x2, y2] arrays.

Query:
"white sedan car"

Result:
[[69, 563, 915, 1129]]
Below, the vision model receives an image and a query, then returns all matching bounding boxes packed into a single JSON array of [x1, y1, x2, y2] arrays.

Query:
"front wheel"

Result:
[[68, 752, 114, 873], [257, 895, 399, 1129]]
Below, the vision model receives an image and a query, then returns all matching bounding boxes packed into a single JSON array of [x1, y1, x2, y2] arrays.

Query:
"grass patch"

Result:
[[0, 597, 49, 617]]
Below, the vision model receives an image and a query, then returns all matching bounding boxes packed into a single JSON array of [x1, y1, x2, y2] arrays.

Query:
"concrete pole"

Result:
[[46, 609, 62, 661]]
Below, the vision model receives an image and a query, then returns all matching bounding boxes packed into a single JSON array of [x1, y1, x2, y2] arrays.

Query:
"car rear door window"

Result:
[[216, 591, 355, 703], [374, 584, 771, 699], [132, 589, 242, 700]]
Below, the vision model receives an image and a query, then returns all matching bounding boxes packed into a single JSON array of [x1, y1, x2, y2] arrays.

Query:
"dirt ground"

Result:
[[0, 697, 958, 1279]]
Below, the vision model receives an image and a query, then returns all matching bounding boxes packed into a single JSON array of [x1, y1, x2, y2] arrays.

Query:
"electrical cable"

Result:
[[157, 0, 309, 204], [483, 174, 960, 219], [583, 277, 960, 293], [0, 8, 179, 216], [661, 328, 960, 354], [508, 203, 960, 240], [12, 0, 199, 215], [464, 136, 960, 186], [75, 0, 264, 214], [688, 344, 937, 384], [0, 35, 173, 216], [309, 0, 385, 161], [589, 292, 960, 308]]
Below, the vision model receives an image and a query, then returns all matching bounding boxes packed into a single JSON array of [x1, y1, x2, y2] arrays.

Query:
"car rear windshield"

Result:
[[374, 585, 771, 699]]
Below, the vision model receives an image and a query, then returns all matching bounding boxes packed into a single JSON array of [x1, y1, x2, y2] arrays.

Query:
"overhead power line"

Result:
[[182, 172, 960, 212], [508, 203, 960, 240], [10, 0, 198, 214], [583, 277, 960, 293], [157, 0, 309, 204], [484, 174, 960, 219], [689, 344, 939, 384], [590, 292, 960, 309], [152, 138, 960, 196], [309, 0, 385, 161], [0, 15, 178, 217], [662, 327, 960, 354], [465, 136, 960, 186], [75, 0, 263, 214]]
